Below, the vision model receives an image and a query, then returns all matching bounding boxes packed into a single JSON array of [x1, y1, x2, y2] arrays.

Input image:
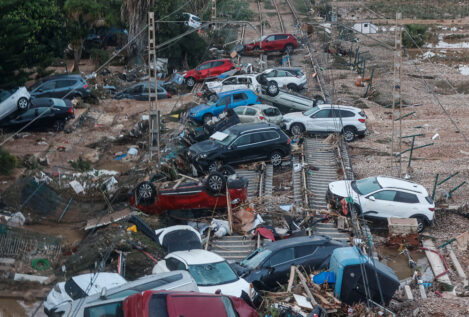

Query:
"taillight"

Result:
[[358, 118, 366, 123], [167, 92, 171, 98], [429, 207, 434, 212], [259, 116, 265, 120], [83, 84, 88, 89], [287, 138, 291, 145], [68, 106, 74, 114]]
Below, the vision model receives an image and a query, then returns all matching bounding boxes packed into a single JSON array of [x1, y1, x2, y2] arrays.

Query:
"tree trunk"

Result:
[[72, 40, 84, 73], [121, 0, 150, 59]]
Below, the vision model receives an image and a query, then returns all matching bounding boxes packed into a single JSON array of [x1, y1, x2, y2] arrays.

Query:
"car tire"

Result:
[[290, 123, 305, 135], [208, 93, 217, 102], [218, 164, 236, 177], [266, 81, 279, 97], [411, 215, 427, 233], [284, 44, 294, 54], [287, 83, 299, 92], [17, 97, 29, 111], [186, 77, 196, 87], [135, 181, 156, 206], [270, 151, 283, 167], [203, 113, 213, 124], [313, 95, 325, 105], [52, 120, 65, 132], [208, 161, 220, 173], [205, 171, 226, 193], [343, 126, 356, 142]]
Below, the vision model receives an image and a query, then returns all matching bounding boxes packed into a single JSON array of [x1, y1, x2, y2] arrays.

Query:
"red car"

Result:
[[130, 172, 248, 215], [183, 59, 235, 87], [123, 290, 258, 317], [244, 33, 298, 53]]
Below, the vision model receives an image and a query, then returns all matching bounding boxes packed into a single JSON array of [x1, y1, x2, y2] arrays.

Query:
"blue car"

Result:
[[189, 89, 260, 123]]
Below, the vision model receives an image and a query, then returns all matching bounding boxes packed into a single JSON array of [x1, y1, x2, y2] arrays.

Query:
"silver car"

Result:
[[0, 87, 30, 120], [44, 271, 199, 317], [234, 104, 283, 125]]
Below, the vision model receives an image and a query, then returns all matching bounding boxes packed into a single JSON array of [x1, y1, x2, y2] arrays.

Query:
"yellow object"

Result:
[[127, 225, 137, 233]]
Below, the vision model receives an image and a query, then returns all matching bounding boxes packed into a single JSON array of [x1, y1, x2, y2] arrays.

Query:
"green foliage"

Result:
[[69, 156, 92, 172], [89, 49, 111, 69], [0, 0, 68, 89], [64, 0, 103, 43], [0, 147, 18, 175], [402, 24, 428, 48]]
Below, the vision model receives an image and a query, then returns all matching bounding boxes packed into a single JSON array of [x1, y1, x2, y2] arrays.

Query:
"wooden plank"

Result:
[[447, 245, 467, 282], [404, 285, 414, 300], [422, 239, 452, 285], [226, 184, 233, 234], [85, 209, 132, 230], [417, 279, 427, 299], [287, 266, 296, 292], [295, 267, 318, 306]]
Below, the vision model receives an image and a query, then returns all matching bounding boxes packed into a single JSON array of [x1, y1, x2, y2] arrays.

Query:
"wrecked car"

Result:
[[182, 12, 202, 29], [262, 67, 307, 92], [326, 176, 435, 232], [188, 123, 291, 173], [114, 81, 171, 101], [44, 272, 127, 315], [130, 172, 248, 215], [45, 271, 198, 317], [188, 89, 260, 124], [186, 108, 241, 143], [29, 74, 91, 100], [0, 87, 30, 120], [183, 59, 235, 87], [0, 97, 75, 132], [243, 33, 298, 54], [152, 226, 257, 302], [124, 290, 258, 317], [203, 74, 262, 98], [234, 104, 283, 125], [231, 235, 345, 291]]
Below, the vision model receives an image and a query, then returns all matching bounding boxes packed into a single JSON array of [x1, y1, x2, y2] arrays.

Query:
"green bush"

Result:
[[402, 24, 428, 48], [89, 49, 110, 69], [0, 147, 18, 175], [69, 156, 92, 172]]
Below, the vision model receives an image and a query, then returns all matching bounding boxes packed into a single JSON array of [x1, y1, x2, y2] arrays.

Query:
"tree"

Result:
[[0, 0, 68, 89], [64, 0, 103, 72], [121, 0, 150, 58], [402, 24, 428, 48]]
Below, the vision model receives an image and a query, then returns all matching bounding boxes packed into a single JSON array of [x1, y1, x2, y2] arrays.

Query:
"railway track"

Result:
[[271, 0, 286, 33]]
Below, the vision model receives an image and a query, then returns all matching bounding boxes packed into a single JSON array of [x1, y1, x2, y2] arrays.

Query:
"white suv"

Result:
[[204, 74, 261, 97], [327, 176, 435, 232], [282, 104, 366, 142], [262, 67, 307, 92]]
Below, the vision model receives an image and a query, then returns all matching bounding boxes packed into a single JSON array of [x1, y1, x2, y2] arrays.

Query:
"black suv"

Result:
[[29, 74, 91, 100], [231, 235, 345, 291], [188, 122, 291, 173]]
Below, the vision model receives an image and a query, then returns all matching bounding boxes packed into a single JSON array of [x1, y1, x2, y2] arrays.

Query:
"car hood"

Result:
[[189, 104, 211, 115], [206, 81, 221, 89], [328, 180, 358, 199], [198, 277, 250, 298], [283, 112, 304, 119], [44, 282, 70, 310], [189, 139, 222, 155]]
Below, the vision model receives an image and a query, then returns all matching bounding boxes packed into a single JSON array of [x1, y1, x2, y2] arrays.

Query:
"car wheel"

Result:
[[270, 151, 283, 167], [208, 161, 220, 173], [208, 93, 217, 102], [17, 97, 29, 111], [266, 81, 279, 97], [135, 181, 156, 206], [218, 164, 236, 177], [290, 123, 305, 135], [313, 95, 325, 106], [287, 83, 299, 92], [52, 120, 65, 132], [186, 77, 196, 87], [206, 171, 226, 193], [203, 113, 213, 124], [284, 44, 294, 54], [411, 215, 427, 233], [343, 126, 356, 142]]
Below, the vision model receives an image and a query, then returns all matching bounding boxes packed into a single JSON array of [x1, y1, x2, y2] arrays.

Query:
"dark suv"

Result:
[[29, 74, 91, 100], [188, 122, 291, 173]]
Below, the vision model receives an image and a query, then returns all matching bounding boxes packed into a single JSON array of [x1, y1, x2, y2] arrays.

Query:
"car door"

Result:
[[307, 109, 331, 132], [225, 133, 253, 164], [274, 34, 288, 50], [262, 35, 276, 50], [234, 106, 248, 122], [243, 107, 259, 123], [392, 191, 422, 218], [231, 93, 248, 109], [130, 84, 145, 101], [55, 79, 76, 98], [208, 61, 224, 77], [214, 95, 232, 116], [274, 70, 290, 87], [221, 77, 238, 91], [362, 190, 398, 218], [35, 107, 57, 129], [33, 80, 57, 98], [197, 61, 212, 79], [294, 244, 321, 271], [263, 107, 282, 125], [263, 247, 295, 289], [9, 108, 37, 129]]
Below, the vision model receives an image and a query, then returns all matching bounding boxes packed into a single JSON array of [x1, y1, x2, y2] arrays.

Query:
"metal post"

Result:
[[148, 12, 160, 164], [432, 174, 439, 200], [438, 171, 460, 186], [407, 136, 415, 168], [448, 181, 467, 197]]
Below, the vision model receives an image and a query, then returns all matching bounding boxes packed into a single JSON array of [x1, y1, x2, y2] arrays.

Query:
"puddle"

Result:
[[377, 245, 429, 280]]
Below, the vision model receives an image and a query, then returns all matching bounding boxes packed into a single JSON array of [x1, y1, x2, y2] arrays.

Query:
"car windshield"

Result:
[[240, 248, 272, 269], [214, 129, 237, 146], [352, 177, 382, 195], [259, 35, 267, 42], [302, 107, 319, 116], [206, 98, 218, 106], [188, 261, 239, 286], [64, 279, 88, 300], [52, 99, 67, 107]]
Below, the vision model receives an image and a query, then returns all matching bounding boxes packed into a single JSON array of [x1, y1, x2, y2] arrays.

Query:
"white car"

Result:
[[43, 272, 126, 313], [327, 176, 435, 232], [0, 87, 30, 120], [183, 12, 202, 28], [152, 225, 253, 300], [234, 104, 283, 125], [204, 74, 261, 97], [262, 67, 307, 92], [282, 104, 367, 142]]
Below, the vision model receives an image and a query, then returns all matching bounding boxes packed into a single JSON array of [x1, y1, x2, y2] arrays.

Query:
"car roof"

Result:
[[262, 235, 334, 251], [217, 88, 253, 96], [376, 176, 428, 195], [72, 272, 127, 293], [265, 67, 301, 72], [317, 104, 361, 112], [228, 122, 279, 134], [251, 104, 277, 110], [201, 59, 231, 64], [265, 33, 293, 36], [169, 249, 225, 265]]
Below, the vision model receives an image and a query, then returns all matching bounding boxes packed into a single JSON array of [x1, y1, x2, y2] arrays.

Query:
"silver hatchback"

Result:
[[0, 87, 30, 120]]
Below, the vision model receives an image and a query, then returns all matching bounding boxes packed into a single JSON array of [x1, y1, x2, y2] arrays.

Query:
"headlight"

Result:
[[199, 153, 207, 158]]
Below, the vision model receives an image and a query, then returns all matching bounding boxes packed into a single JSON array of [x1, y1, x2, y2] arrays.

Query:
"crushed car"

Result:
[[186, 109, 241, 144], [234, 104, 283, 125], [262, 67, 307, 92], [183, 59, 235, 88], [114, 81, 171, 101], [130, 172, 248, 215], [0, 87, 30, 120], [243, 33, 298, 54]]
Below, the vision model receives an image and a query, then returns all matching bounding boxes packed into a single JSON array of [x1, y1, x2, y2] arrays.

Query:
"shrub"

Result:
[[402, 24, 428, 48], [89, 49, 110, 69], [69, 156, 92, 172], [0, 147, 18, 175]]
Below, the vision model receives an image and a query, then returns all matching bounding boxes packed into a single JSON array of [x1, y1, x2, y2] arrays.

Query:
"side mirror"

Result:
[[368, 196, 376, 201], [100, 287, 107, 299]]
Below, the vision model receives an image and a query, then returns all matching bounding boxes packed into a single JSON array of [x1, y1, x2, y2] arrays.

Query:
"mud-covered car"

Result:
[[186, 109, 241, 143], [130, 172, 248, 215]]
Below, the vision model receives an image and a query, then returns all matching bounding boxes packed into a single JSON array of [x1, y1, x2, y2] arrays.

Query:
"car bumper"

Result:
[[357, 129, 366, 136], [325, 188, 344, 210]]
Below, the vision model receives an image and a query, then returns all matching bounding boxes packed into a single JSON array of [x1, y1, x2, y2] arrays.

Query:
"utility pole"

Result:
[[211, 0, 216, 29], [390, 12, 402, 177], [147, 12, 160, 164]]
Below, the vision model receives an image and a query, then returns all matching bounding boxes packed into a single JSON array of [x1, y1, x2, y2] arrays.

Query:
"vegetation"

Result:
[[89, 49, 111, 69], [0, 147, 18, 175], [368, 1, 469, 20], [69, 156, 92, 172], [402, 24, 428, 48]]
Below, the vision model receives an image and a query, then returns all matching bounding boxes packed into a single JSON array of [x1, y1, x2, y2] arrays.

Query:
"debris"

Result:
[[7, 212, 25, 227], [14, 273, 49, 284], [69, 180, 85, 194], [210, 219, 230, 238], [417, 279, 427, 299], [387, 217, 419, 247], [446, 245, 467, 282], [293, 294, 313, 310], [127, 225, 137, 233], [127, 147, 139, 156], [456, 231, 469, 250], [84, 208, 133, 230], [422, 240, 452, 286], [404, 285, 414, 300]]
